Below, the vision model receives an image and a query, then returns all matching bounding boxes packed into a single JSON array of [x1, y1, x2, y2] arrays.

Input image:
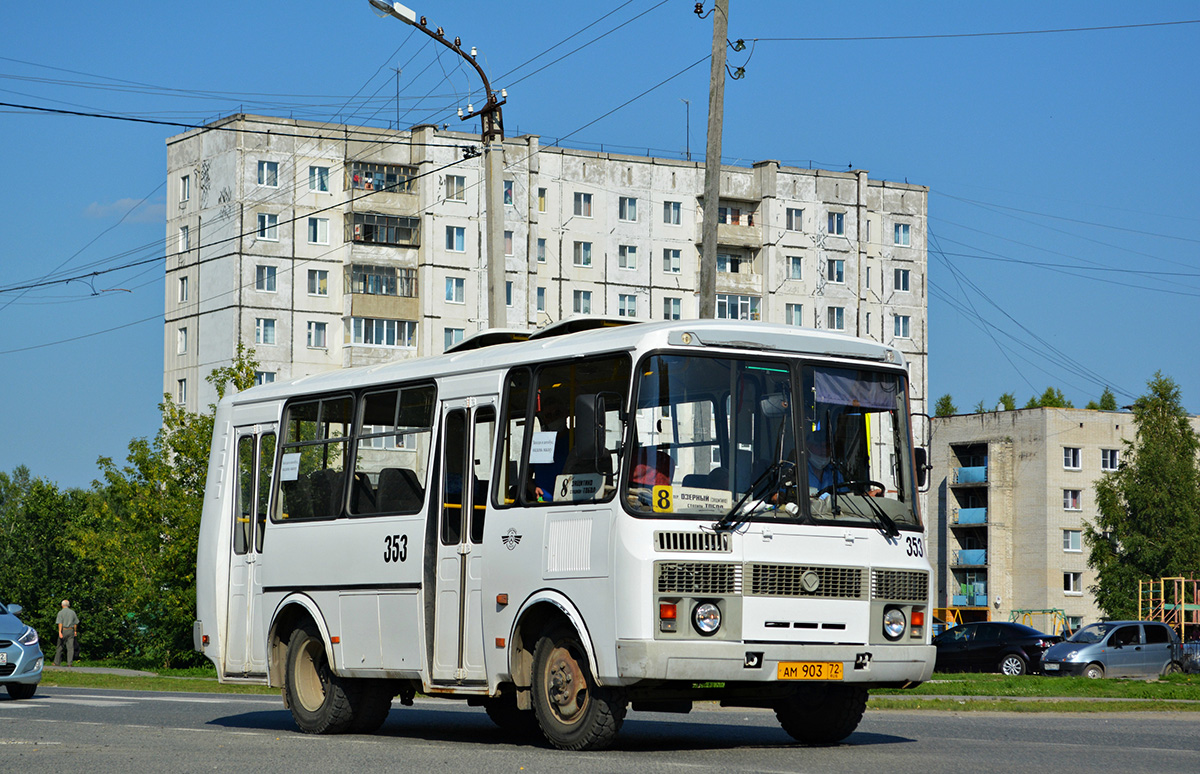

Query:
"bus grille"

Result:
[[656, 562, 742, 595], [654, 531, 731, 553], [871, 569, 929, 602], [746, 564, 866, 600]]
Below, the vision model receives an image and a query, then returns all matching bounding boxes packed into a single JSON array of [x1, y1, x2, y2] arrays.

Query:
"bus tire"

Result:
[[284, 624, 355, 734], [348, 680, 394, 733], [531, 625, 626, 751], [775, 685, 867, 745], [484, 686, 539, 736]]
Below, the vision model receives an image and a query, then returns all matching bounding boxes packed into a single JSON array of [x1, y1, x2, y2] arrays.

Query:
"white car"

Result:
[[0, 601, 43, 699]]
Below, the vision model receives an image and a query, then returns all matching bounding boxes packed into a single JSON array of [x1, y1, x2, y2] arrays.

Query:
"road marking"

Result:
[[29, 699, 132, 708], [56, 693, 278, 706], [0, 740, 62, 746]]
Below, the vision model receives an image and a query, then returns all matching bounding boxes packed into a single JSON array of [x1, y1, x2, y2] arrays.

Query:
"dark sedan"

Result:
[[933, 621, 1062, 675]]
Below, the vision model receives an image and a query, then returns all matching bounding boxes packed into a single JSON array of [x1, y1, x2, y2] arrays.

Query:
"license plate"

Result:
[[0, 653, 6, 665], [777, 661, 843, 680], [1043, 662, 1059, 671]]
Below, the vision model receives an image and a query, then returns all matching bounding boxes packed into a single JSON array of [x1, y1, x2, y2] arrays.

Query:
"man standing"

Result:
[[54, 599, 79, 667]]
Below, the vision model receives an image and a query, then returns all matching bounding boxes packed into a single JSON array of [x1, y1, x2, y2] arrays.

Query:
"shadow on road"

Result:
[[206, 704, 916, 751]]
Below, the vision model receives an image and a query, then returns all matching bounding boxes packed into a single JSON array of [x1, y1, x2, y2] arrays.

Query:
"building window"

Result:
[[866, 267, 872, 289], [619, 196, 637, 222], [663, 297, 681, 320], [351, 317, 417, 348], [444, 327, 464, 351], [895, 267, 911, 292], [536, 238, 546, 263], [309, 165, 330, 192], [717, 206, 743, 225], [177, 326, 187, 355], [506, 281, 514, 307], [618, 245, 637, 269], [446, 174, 465, 201], [445, 276, 465, 304], [716, 294, 761, 321], [178, 225, 190, 252], [663, 200, 681, 225], [1101, 448, 1119, 471], [176, 378, 187, 403], [786, 207, 803, 232], [308, 269, 328, 296], [308, 217, 329, 245], [257, 160, 278, 187], [180, 174, 190, 203], [254, 371, 275, 386], [1064, 572, 1083, 594], [255, 317, 276, 345], [894, 315, 911, 339], [894, 223, 911, 246], [573, 289, 592, 314], [307, 321, 327, 349], [350, 161, 416, 193], [786, 255, 803, 280], [503, 179, 514, 205], [826, 258, 844, 283], [827, 211, 845, 235], [662, 248, 681, 274], [785, 303, 803, 326], [349, 264, 416, 297], [255, 265, 277, 292], [573, 241, 592, 267], [1064, 447, 1081, 470], [827, 306, 845, 331], [178, 276, 189, 303], [351, 212, 419, 247], [1063, 529, 1082, 552], [1063, 489, 1081, 510], [505, 230, 514, 256], [573, 192, 593, 217], [445, 225, 465, 252], [538, 187, 546, 213], [536, 286, 546, 312], [618, 294, 637, 317], [257, 213, 278, 241], [717, 253, 744, 274]]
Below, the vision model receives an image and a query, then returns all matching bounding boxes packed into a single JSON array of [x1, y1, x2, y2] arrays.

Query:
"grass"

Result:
[[874, 671, 1200, 701], [867, 697, 1200, 713]]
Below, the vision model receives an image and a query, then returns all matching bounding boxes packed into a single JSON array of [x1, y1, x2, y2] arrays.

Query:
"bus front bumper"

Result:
[[614, 639, 935, 686]]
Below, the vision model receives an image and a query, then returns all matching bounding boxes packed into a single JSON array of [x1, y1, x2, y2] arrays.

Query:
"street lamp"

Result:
[[368, 0, 509, 328]]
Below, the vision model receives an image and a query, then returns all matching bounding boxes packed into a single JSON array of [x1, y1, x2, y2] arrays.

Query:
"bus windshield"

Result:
[[626, 353, 920, 530]]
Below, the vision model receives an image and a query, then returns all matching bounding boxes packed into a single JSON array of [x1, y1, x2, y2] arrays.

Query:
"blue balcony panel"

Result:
[[955, 466, 988, 484], [956, 507, 988, 524]]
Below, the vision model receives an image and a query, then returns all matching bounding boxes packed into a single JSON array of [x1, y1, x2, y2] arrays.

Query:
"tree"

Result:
[[1084, 372, 1200, 620], [1086, 387, 1119, 411], [1024, 387, 1073, 409], [934, 394, 957, 417], [998, 392, 1016, 411]]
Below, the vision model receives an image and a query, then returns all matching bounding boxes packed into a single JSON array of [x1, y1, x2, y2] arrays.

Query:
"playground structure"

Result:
[[1008, 609, 1070, 637], [1139, 577, 1200, 643]]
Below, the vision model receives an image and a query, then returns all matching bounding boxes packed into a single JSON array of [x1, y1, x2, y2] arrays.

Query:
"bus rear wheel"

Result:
[[531, 625, 626, 751], [775, 685, 867, 745], [284, 624, 356, 734]]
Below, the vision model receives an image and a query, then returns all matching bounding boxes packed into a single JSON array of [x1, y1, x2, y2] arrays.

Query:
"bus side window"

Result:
[[234, 435, 254, 554], [442, 409, 468, 545], [470, 407, 496, 544], [275, 396, 352, 521], [350, 384, 435, 516], [255, 433, 275, 550], [495, 368, 530, 507]]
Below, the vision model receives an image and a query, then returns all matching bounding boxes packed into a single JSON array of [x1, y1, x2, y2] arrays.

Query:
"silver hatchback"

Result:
[[0, 601, 43, 699], [1041, 621, 1182, 679]]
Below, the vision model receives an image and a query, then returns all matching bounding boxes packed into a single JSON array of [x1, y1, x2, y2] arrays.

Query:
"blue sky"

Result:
[[1, 1, 1197, 488]]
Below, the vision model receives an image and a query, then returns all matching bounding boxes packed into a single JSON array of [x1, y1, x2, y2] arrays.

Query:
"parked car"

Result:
[[1, 601, 43, 699], [1042, 621, 1183, 678], [933, 621, 1062, 675]]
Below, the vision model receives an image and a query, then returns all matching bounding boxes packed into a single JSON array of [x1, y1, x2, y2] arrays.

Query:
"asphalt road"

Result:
[[2, 686, 1199, 773]]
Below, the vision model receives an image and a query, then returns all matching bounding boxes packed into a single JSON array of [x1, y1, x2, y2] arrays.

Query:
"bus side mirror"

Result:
[[914, 447, 929, 488]]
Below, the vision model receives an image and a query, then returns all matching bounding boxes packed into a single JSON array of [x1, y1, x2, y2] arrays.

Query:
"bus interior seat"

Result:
[[281, 477, 313, 520], [351, 471, 377, 514], [631, 446, 674, 486], [377, 467, 424, 513], [681, 467, 728, 490], [308, 467, 343, 518]]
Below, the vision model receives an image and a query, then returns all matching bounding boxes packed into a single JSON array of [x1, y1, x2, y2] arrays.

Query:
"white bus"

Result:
[[195, 319, 935, 750]]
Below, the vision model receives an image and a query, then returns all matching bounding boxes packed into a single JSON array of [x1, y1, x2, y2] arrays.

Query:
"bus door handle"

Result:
[[457, 543, 472, 556]]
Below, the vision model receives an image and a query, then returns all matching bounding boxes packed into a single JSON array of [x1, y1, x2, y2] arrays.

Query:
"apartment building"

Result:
[[163, 114, 928, 415]]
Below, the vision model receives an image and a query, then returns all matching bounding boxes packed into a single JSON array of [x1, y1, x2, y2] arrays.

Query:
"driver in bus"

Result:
[[528, 394, 568, 502]]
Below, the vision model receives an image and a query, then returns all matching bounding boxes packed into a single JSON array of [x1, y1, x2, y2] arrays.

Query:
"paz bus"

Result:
[[194, 318, 935, 750]]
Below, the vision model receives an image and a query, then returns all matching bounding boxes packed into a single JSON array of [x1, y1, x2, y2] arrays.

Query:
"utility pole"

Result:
[[698, 0, 728, 319], [368, 1, 508, 329]]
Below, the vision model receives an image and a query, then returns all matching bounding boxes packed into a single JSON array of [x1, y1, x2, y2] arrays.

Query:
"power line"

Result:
[[754, 19, 1200, 42]]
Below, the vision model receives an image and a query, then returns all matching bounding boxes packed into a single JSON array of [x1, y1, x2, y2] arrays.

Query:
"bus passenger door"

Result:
[[225, 427, 275, 677], [432, 399, 496, 683]]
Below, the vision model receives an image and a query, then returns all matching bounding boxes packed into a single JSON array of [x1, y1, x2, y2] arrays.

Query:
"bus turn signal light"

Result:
[[659, 602, 677, 632], [910, 610, 924, 628]]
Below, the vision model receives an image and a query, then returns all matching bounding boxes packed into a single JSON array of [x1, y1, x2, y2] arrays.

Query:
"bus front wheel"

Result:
[[284, 624, 356, 734], [531, 625, 626, 750], [775, 685, 867, 745]]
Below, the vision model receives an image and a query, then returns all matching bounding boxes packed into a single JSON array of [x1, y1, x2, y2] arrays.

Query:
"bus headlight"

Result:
[[693, 603, 721, 635], [882, 607, 906, 641]]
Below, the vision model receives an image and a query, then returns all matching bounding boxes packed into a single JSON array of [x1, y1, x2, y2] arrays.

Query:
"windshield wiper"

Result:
[[713, 459, 798, 532]]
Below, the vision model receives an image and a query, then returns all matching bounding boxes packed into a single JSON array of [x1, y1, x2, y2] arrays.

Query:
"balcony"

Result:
[[953, 549, 987, 566], [954, 466, 988, 484], [952, 507, 988, 525], [953, 582, 987, 607]]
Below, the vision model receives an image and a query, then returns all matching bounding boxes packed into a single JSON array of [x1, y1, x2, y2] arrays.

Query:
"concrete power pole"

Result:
[[698, 0, 728, 319]]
